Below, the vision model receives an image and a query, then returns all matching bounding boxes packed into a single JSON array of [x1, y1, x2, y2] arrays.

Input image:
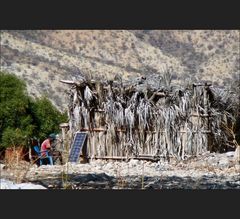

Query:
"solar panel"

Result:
[[68, 132, 88, 162]]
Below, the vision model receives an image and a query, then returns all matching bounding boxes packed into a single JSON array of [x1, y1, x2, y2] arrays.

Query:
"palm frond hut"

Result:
[[60, 73, 239, 161]]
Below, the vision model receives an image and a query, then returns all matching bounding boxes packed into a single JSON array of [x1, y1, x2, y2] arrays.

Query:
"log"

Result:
[[92, 156, 159, 161], [60, 80, 75, 84]]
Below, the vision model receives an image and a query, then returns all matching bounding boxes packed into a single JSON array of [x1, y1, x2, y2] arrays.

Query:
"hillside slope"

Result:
[[1, 30, 239, 110]]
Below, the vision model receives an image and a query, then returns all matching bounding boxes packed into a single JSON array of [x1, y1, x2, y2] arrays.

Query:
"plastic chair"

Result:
[[33, 145, 53, 165]]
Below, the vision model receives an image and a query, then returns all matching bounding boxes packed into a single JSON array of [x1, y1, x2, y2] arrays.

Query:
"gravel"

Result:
[[1, 151, 239, 189]]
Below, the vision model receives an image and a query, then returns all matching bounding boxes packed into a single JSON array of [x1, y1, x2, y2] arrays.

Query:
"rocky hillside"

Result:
[[1, 30, 239, 110]]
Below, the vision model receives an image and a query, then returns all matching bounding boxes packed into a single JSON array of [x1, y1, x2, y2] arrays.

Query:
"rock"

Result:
[[16, 183, 47, 189], [225, 180, 240, 188], [150, 162, 157, 168], [104, 163, 114, 170], [218, 158, 230, 169], [128, 159, 140, 167], [0, 179, 17, 189], [235, 164, 240, 171], [144, 182, 156, 189], [207, 157, 219, 166], [0, 179, 47, 189], [225, 151, 235, 157], [0, 163, 5, 170], [155, 162, 171, 171]]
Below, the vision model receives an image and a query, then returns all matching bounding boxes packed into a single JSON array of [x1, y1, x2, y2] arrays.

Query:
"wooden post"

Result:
[[180, 123, 187, 159], [203, 84, 213, 152], [92, 132, 95, 157], [28, 146, 32, 163], [59, 123, 69, 151]]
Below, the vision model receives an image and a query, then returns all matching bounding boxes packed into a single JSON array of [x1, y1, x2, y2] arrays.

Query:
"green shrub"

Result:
[[1, 128, 28, 148]]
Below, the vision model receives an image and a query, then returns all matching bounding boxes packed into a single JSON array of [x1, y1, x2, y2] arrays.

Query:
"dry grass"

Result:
[[4, 148, 36, 183]]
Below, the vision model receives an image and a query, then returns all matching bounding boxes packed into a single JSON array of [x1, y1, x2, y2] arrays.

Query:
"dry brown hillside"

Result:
[[0, 30, 239, 110]]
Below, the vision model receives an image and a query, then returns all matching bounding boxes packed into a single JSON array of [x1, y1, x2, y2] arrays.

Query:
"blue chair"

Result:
[[33, 145, 53, 166]]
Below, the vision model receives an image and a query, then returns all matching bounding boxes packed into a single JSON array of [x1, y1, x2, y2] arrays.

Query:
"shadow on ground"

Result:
[[28, 173, 240, 189]]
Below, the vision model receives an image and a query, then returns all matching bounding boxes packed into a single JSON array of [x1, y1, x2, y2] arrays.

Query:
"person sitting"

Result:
[[41, 133, 63, 165]]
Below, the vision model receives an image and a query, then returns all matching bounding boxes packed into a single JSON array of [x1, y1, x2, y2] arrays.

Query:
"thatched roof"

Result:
[[61, 72, 239, 159]]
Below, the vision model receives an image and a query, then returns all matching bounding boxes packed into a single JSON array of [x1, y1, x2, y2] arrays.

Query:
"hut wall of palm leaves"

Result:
[[61, 72, 239, 160]]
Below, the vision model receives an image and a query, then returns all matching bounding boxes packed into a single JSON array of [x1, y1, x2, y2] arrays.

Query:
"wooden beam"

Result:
[[190, 113, 211, 117], [80, 128, 211, 134], [81, 128, 105, 132], [80, 128, 127, 132], [92, 156, 159, 161], [60, 80, 75, 84], [60, 80, 84, 86], [193, 83, 212, 87]]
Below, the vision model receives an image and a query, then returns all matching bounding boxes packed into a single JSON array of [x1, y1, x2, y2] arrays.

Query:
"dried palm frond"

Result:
[[61, 73, 239, 160]]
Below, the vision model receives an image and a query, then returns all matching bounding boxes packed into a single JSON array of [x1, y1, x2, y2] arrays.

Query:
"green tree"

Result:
[[0, 71, 68, 148], [0, 72, 34, 147], [30, 96, 68, 141]]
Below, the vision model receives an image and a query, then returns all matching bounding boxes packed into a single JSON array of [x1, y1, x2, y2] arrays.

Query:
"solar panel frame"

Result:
[[68, 132, 88, 163]]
